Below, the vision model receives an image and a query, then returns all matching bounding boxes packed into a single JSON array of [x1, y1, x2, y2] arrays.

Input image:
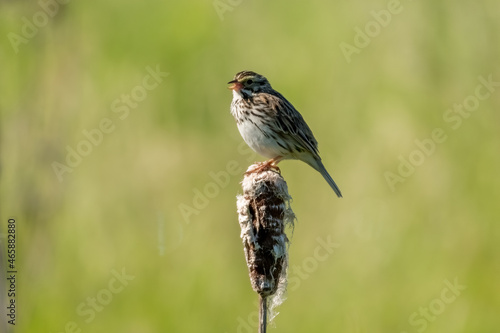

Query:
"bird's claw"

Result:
[[245, 160, 281, 175]]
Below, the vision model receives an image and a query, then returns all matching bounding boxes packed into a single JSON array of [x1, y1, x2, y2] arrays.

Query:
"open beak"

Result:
[[227, 79, 243, 91]]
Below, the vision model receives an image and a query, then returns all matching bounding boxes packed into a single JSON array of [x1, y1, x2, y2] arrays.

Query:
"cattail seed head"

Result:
[[236, 165, 295, 302]]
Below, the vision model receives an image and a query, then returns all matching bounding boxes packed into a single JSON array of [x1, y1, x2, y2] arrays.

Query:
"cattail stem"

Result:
[[236, 164, 295, 332], [259, 295, 267, 333]]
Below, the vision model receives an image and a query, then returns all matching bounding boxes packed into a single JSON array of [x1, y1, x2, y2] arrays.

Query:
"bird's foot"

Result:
[[245, 159, 281, 175]]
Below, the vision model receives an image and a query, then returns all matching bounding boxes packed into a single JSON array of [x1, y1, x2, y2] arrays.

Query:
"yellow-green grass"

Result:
[[1, 1, 499, 332]]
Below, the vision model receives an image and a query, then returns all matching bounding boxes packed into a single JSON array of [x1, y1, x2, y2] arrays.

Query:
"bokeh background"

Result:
[[1, 0, 499, 332]]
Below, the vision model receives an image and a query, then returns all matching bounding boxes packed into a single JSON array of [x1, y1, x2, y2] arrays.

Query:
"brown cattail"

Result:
[[236, 164, 295, 332]]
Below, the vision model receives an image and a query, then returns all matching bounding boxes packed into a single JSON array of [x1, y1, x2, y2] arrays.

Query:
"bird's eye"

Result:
[[246, 79, 253, 85]]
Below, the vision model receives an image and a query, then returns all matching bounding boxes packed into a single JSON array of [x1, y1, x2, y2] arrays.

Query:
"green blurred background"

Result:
[[1, 0, 499, 332]]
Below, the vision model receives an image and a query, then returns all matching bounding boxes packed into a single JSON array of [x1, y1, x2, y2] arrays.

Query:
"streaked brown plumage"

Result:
[[228, 71, 342, 197]]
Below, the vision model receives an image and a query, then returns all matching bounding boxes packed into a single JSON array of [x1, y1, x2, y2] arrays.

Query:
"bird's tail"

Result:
[[313, 159, 343, 198]]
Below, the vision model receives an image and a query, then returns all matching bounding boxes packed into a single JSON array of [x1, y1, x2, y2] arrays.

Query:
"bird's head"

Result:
[[228, 71, 272, 98]]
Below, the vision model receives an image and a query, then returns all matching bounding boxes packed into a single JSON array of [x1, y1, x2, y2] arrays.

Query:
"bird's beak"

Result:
[[227, 80, 242, 91]]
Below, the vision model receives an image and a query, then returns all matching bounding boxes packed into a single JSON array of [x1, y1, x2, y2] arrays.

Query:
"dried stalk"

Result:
[[236, 165, 295, 333], [259, 295, 267, 333]]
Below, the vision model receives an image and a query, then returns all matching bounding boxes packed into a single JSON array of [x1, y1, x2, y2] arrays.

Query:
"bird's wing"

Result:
[[264, 92, 320, 156]]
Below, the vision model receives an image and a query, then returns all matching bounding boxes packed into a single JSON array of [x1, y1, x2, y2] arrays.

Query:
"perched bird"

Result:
[[228, 70, 342, 198]]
